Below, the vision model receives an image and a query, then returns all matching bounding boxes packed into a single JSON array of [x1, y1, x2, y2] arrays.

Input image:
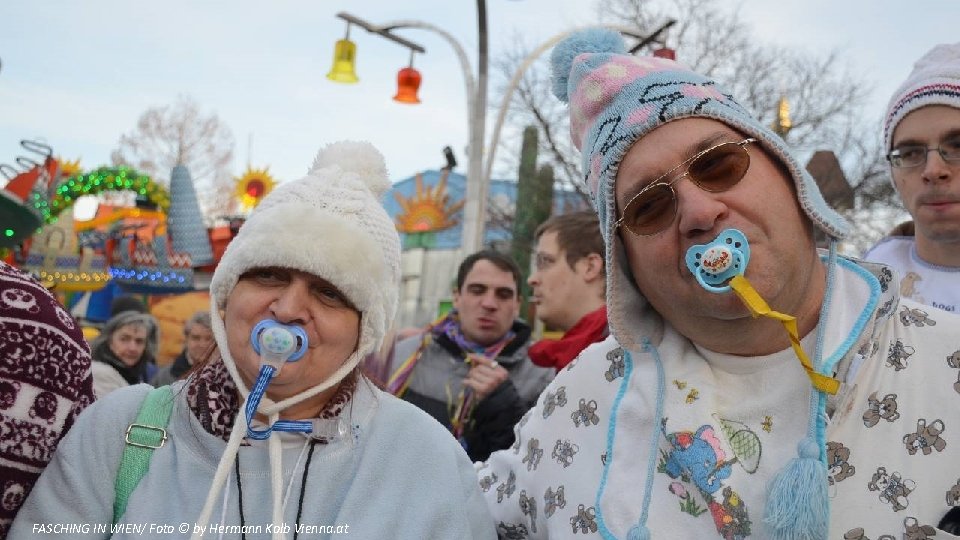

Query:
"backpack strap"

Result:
[[113, 385, 175, 524]]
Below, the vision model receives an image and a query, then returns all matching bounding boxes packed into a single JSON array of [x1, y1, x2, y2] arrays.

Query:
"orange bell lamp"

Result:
[[327, 24, 359, 84], [653, 47, 676, 60], [393, 51, 422, 104]]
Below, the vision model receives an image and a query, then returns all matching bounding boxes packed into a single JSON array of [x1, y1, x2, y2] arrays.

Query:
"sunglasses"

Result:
[[615, 138, 757, 236]]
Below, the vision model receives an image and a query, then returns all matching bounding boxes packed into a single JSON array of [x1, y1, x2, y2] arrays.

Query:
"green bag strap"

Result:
[[113, 385, 175, 524]]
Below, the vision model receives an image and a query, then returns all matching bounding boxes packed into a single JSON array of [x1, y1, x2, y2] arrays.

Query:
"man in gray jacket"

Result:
[[383, 250, 554, 461]]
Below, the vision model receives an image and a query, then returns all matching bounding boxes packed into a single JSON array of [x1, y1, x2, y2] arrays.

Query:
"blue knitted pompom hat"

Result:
[[550, 28, 848, 243], [549, 27, 849, 350]]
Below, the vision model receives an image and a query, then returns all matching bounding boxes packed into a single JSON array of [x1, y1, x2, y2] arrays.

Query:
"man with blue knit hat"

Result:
[[865, 42, 960, 314], [477, 29, 960, 539]]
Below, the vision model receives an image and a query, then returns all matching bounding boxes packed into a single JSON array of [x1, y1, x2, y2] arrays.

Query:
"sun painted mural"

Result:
[[393, 169, 464, 234]]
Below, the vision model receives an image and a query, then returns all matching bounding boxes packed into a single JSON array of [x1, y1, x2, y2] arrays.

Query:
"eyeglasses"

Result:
[[615, 138, 756, 236], [887, 136, 960, 168]]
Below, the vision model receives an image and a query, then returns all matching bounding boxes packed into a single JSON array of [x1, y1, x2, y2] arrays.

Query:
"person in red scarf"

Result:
[[527, 211, 608, 371]]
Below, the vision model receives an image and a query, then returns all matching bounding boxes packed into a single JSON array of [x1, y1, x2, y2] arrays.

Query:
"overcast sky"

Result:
[[1, 1, 956, 187]]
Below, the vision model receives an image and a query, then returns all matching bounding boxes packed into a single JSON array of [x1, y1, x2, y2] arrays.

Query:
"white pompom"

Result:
[[308, 140, 390, 197]]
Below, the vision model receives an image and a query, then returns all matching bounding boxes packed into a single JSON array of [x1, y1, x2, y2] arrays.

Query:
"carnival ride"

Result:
[[0, 139, 269, 300]]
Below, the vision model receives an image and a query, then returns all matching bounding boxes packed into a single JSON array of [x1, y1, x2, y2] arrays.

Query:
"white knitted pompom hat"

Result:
[[209, 140, 401, 405]]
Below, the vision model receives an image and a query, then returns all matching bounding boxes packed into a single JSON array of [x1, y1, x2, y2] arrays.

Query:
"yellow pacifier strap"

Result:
[[729, 275, 839, 395]]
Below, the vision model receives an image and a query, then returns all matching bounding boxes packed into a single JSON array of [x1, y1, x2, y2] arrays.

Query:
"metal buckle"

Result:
[[124, 423, 168, 449]]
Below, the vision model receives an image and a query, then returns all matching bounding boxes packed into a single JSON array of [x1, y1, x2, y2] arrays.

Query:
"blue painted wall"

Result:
[[383, 169, 589, 250]]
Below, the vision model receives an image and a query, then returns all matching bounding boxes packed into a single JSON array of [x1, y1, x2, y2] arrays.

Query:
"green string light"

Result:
[[40, 166, 170, 223]]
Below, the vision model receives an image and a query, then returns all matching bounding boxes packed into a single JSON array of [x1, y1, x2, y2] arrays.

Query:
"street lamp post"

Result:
[[333, 3, 489, 254], [330, 9, 674, 255]]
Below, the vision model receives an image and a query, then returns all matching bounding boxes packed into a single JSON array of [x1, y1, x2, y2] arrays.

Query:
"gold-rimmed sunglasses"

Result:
[[615, 137, 757, 236]]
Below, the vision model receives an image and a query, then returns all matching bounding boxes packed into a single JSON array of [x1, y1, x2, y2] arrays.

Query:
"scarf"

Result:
[[528, 305, 608, 371], [185, 357, 359, 442], [386, 310, 517, 441], [387, 310, 516, 395], [168, 351, 192, 380]]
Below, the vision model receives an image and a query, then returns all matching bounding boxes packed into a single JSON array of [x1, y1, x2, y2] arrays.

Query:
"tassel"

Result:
[[763, 437, 830, 539], [627, 524, 650, 540]]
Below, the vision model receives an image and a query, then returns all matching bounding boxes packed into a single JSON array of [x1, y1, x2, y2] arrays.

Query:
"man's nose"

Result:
[[922, 149, 953, 183], [674, 180, 730, 237], [479, 291, 500, 309]]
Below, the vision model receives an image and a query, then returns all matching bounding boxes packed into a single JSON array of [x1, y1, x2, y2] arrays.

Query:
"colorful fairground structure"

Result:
[[0, 140, 278, 356]]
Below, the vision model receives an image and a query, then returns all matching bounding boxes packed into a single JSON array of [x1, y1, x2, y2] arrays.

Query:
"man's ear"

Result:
[[451, 288, 462, 311], [581, 253, 604, 282]]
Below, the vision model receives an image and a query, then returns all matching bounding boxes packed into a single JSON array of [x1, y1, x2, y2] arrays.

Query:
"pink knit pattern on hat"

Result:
[[570, 55, 674, 148], [627, 105, 654, 127]]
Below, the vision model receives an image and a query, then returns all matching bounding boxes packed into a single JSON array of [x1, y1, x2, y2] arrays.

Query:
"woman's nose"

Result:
[[271, 279, 311, 325]]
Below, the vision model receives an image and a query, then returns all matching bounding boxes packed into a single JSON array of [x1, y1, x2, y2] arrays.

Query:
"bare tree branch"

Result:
[[111, 96, 236, 222], [489, 0, 898, 252]]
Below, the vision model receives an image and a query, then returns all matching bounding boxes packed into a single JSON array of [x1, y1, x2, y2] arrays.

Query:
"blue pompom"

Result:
[[763, 437, 830, 540], [550, 28, 626, 103]]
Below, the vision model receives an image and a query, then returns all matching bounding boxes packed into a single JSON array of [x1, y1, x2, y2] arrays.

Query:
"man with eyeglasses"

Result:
[[864, 43, 960, 315], [477, 29, 960, 539], [526, 210, 608, 372]]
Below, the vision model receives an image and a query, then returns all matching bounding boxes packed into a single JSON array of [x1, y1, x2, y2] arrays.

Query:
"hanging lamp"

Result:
[[326, 23, 359, 83], [393, 50, 422, 104], [653, 46, 676, 60]]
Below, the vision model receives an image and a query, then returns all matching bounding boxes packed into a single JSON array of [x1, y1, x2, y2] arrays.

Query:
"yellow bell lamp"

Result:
[[327, 24, 359, 84], [393, 51, 422, 104]]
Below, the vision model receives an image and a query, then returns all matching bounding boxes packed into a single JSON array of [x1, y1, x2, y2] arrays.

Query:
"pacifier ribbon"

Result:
[[728, 275, 839, 395], [685, 229, 840, 395], [244, 320, 313, 439]]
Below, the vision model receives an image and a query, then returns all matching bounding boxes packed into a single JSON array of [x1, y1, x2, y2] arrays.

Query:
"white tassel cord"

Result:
[[191, 412, 248, 540], [269, 426, 285, 540]]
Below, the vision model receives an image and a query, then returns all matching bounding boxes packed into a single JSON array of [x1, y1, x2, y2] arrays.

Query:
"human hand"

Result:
[[463, 354, 508, 402]]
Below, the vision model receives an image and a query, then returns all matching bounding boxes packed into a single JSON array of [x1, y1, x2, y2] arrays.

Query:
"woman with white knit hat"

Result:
[[11, 141, 496, 539]]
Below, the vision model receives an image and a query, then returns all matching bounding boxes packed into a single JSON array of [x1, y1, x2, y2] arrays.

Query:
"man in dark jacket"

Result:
[[383, 250, 554, 461]]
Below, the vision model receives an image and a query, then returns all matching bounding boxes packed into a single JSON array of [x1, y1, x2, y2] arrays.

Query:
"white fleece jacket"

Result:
[[12, 379, 496, 539]]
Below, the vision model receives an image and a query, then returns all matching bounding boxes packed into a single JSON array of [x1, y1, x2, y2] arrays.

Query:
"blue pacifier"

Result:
[[684, 229, 750, 293], [250, 320, 308, 366], [245, 320, 312, 440]]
